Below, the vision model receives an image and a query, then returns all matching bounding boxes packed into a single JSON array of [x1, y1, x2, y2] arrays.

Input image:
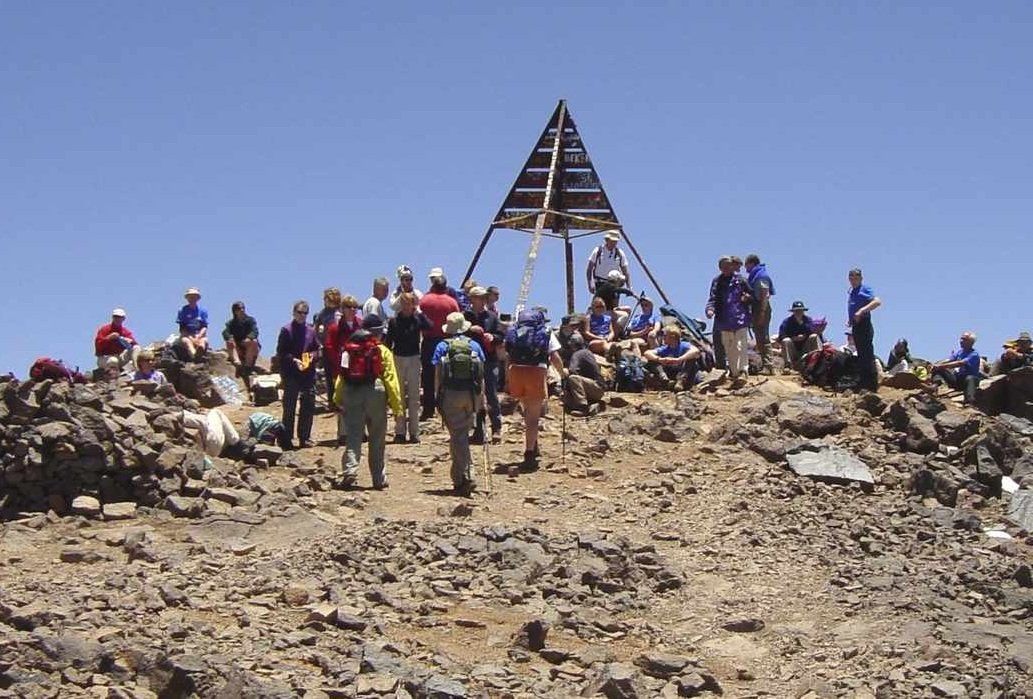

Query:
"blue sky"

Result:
[[2, 1, 1031, 375]]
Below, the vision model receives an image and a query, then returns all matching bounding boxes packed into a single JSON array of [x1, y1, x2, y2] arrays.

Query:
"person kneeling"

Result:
[[644, 327, 702, 391]]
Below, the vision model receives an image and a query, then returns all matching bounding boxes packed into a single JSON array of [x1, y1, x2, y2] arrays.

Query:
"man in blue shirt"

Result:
[[847, 269, 882, 391], [644, 326, 702, 390], [176, 287, 209, 361], [932, 331, 982, 403]]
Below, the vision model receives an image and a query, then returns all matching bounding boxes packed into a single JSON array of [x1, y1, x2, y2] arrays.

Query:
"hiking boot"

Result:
[[419, 409, 435, 421], [587, 403, 602, 416], [490, 429, 501, 444], [373, 481, 389, 491], [338, 475, 358, 489], [470, 428, 485, 445], [521, 451, 539, 471], [408, 436, 421, 444], [392, 434, 407, 444], [454, 479, 477, 496], [300, 439, 315, 449]]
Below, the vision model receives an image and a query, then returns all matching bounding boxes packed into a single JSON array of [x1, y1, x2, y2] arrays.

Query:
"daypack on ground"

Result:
[[250, 375, 281, 406], [505, 310, 549, 366], [29, 357, 87, 383], [342, 331, 383, 384], [441, 336, 483, 392], [615, 354, 646, 392]]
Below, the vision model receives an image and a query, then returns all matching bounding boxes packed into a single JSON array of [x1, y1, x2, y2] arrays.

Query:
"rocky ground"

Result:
[[2, 369, 1033, 698]]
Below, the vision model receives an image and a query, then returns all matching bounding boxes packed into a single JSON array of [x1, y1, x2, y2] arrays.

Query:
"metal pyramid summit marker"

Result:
[[464, 99, 669, 314]]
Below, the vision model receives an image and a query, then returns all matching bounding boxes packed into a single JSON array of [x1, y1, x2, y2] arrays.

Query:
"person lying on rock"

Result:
[[643, 326, 703, 391], [930, 331, 982, 404], [997, 331, 1033, 374]]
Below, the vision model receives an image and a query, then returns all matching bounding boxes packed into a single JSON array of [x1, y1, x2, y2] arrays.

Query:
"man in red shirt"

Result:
[[94, 308, 141, 374], [418, 267, 460, 420]]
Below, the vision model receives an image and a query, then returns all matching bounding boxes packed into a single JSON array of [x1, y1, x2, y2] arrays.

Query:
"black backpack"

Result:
[[616, 354, 646, 392]]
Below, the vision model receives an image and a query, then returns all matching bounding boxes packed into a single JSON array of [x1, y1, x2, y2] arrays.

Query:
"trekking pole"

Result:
[[561, 390, 567, 471], [482, 438, 493, 498]]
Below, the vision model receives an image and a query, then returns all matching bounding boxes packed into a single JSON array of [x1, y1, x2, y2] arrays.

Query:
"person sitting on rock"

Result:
[[997, 331, 1033, 374], [131, 349, 167, 385], [886, 338, 913, 375], [584, 296, 615, 356], [775, 301, 822, 372], [389, 265, 423, 313], [222, 301, 260, 373], [94, 307, 141, 374], [176, 288, 209, 360], [644, 326, 703, 390], [335, 314, 402, 490], [563, 333, 606, 416], [930, 331, 982, 404], [625, 296, 662, 351]]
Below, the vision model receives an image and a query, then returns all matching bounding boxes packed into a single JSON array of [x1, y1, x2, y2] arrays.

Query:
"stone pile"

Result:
[[0, 374, 265, 518]]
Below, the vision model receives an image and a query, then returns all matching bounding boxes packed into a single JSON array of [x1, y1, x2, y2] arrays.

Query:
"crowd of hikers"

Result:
[[78, 231, 1033, 495]]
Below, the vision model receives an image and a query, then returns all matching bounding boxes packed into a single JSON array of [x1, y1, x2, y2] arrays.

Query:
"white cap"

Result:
[[428, 267, 445, 279], [112, 308, 127, 317]]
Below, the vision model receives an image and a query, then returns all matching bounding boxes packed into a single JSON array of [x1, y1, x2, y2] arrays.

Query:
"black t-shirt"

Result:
[[386, 313, 430, 357], [569, 348, 603, 382]]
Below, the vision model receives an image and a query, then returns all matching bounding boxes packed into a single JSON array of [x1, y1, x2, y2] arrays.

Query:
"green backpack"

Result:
[[442, 336, 483, 392]]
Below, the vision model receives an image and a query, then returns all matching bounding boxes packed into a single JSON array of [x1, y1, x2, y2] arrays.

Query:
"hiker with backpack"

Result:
[[563, 333, 606, 416], [744, 254, 776, 375], [418, 268, 461, 420], [464, 286, 503, 444], [643, 326, 703, 391], [175, 288, 209, 361], [222, 301, 260, 373], [385, 292, 431, 443], [705, 257, 753, 387], [586, 230, 631, 296], [324, 296, 363, 442], [504, 308, 564, 469], [584, 296, 616, 356], [847, 268, 882, 391], [275, 300, 320, 450], [335, 314, 402, 490], [433, 312, 487, 494], [94, 307, 141, 374], [775, 301, 822, 372]]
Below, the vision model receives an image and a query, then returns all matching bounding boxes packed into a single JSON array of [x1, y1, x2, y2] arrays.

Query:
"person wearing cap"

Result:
[[744, 254, 776, 375], [847, 268, 882, 391], [625, 296, 662, 350], [176, 288, 209, 361], [705, 257, 752, 386], [94, 308, 140, 372], [389, 266, 423, 313], [586, 230, 631, 296], [131, 349, 167, 385], [998, 331, 1033, 374], [363, 277, 391, 321], [276, 300, 320, 450], [432, 312, 487, 495], [563, 333, 606, 415], [222, 301, 260, 372], [335, 314, 402, 490], [775, 301, 822, 372], [418, 268, 461, 420], [644, 326, 704, 390], [931, 331, 982, 403], [464, 286, 503, 443], [385, 292, 431, 443], [886, 338, 913, 375]]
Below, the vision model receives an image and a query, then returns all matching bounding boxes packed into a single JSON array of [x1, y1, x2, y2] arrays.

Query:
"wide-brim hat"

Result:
[[468, 286, 488, 297], [442, 311, 471, 335], [1018, 331, 1032, 343], [603, 230, 621, 242], [184, 287, 201, 299], [789, 301, 808, 312]]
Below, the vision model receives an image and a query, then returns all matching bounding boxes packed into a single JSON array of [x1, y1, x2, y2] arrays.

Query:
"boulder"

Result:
[[786, 445, 873, 485], [777, 396, 847, 438]]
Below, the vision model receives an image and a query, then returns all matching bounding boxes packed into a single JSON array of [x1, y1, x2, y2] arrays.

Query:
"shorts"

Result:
[[506, 364, 547, 401]]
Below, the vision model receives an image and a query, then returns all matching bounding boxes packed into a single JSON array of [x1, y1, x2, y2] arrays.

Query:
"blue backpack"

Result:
[[505, 310, 549, 365]]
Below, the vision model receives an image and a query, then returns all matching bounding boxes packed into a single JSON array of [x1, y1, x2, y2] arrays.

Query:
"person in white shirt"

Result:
[[389, 265, 423, 313], [586, 230, 631, 296], [363, 277, 391, 320]]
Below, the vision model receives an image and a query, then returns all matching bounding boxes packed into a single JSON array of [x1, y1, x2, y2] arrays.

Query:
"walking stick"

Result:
[[482, 434, 493, 497]]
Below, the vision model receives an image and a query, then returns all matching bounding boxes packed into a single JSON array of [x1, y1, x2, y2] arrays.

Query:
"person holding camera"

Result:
[[705, 256, 753, 386]]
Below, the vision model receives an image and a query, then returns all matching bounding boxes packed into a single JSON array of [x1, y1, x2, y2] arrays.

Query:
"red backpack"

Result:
[[29, 357, 87, 383], [342, 331, 383, 385]]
